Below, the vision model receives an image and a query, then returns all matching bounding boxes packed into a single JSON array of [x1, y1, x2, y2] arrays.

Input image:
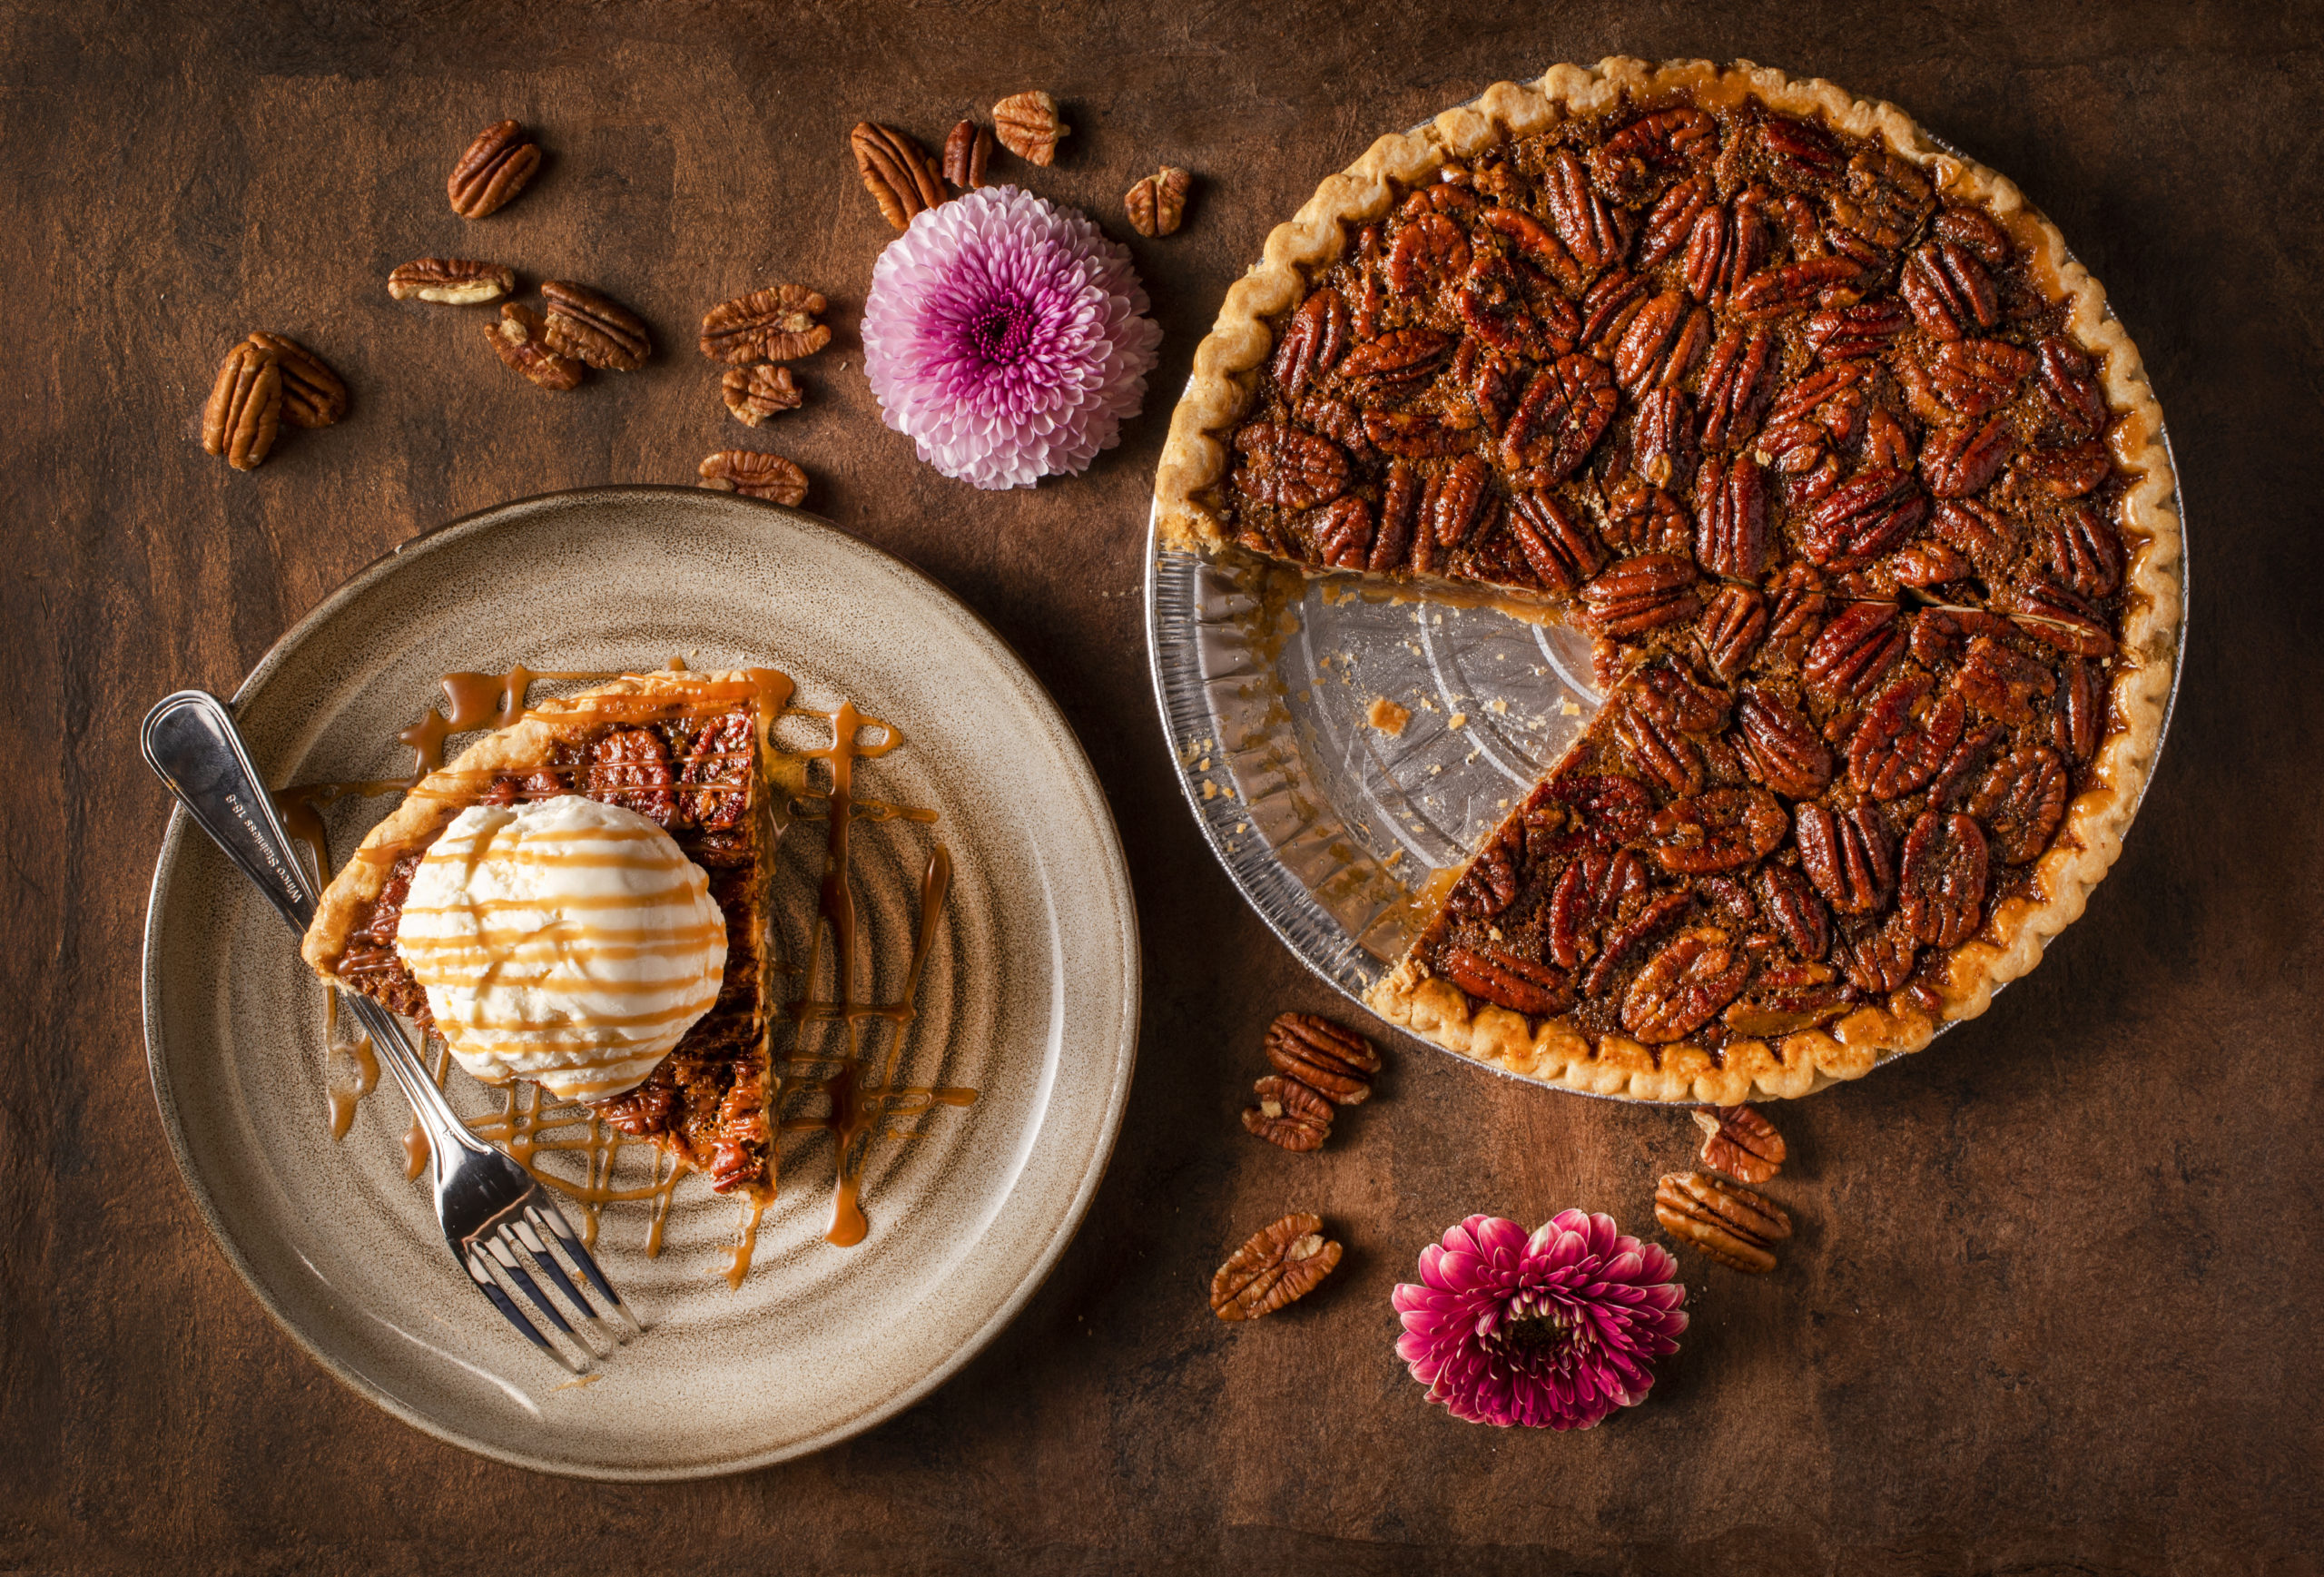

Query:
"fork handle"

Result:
[[140, 689, 486, 1158]]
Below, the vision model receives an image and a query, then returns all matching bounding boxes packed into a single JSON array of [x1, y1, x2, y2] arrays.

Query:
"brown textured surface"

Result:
[[1, 2, 2316, 1572]]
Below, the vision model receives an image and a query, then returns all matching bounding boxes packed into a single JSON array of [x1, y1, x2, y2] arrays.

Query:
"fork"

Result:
[[141, 689, 642, 1374]]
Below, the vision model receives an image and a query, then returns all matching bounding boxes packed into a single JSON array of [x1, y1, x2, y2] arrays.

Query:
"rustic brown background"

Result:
[[4, 0, 2318, 1572]]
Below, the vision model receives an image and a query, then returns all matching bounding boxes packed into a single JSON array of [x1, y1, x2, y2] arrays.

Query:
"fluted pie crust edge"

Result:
[[1150, 56, 2182, 1103]]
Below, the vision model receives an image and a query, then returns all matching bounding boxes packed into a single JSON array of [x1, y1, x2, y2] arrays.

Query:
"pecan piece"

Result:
[[1507, 489, 1602, 591], [1617, 700, 1705, 797], [2047, 502, 2126, 599], [1369, 462, 1420, 573], [1630, 386, 1697, 491], [1648, 788, 1787, 876], [1577, 268, 1648, 354], [1837, 914, 1920, 994], [1638, 172, 1714, 270], [1527, 774, 1657, 860], [941, 119, 993, 189], [1543, 148, 1630, 273], [1696, 326, 1777, 451], [200, 340, 282, 470], [1612, 291, 1710, 397], [1211, 1213, 1341, 1321], [1581, 553, 1701, 636], [1394, 212, 1476, 298], [1233, 423, 1348, 510], [1656, 1171, 1791, 1274], [1581, 891, 1695, 997], [1731, 257, 1863, 321], [1263, 1011, 1382, 1104], [1998, 579, 2116, 656], [2036, 335, 2108, 438], [540, 280, 651, 371], [1242, 1076, 1334, 1152], [699, 285, 831, 364], [991, 90, 1068, 165], [1443, 827, 1520, 921], [1477, 205, 1584, 294], [851, 122, 944, 229], [1757, 861, 1831, 961], [1272, 289, 1349, 401], [1935, 206, 2012, 267], [1364, 408, 1477, 460], [2009, 439, 2112, 499], [1623, 928, 1755, 1042], [1803, 601, 1906, 705], [1438, 943, 1573, 1018], [483, 303, 584, 390], [1127, 166, 1193, 235], [1955, 636, 2056, 723], [1602, 479, 1692, 557], [1969, 747, 2069, 864], [1900, 810, 1990, 947], [387, 257, 514, 305], [1314, 495, 1374, 569], [1697, 586, 1769, 683], [1693, 452, 1770, 580], [1734, 686, 1834, 800], [697, 449, 808, 504], [1929, 338, 2036, 417], [1794, 801, 1894, 914], [1901, 240, 1999, 340], [1762, 115, 1843, 178], [1921, 418, 2015, 499], [721, 364, 803, 426], [1340, 327, 1454, 389], [1691, 1105, 1787, 1184], [1804, 300, 1910, 360], [1591, 107, 1717, 201], [244, 331, 346, 429], [1802, 468, 1929, 569], [1547, 847, 1650, 969], [1501, 354, 1616, 480], [447, 119, 540, 219]]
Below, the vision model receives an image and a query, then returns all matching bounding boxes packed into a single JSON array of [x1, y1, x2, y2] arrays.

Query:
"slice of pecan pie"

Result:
[[300, 671, 794, 1192], [1154, 59, 2182, 1102]]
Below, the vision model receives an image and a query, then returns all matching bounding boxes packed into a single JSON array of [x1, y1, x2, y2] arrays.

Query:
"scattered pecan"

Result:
[[851, 122, 944, 230], [1757, 861, 1831, 961], [992, 90, 1068, 165], [1900, 809, 1990, 947], [1647, 787, 1787, 876], [1697, 586, 1768, 683], [483, 303, 584, 390], [1126, 165, 1193, 235], [1211, 1213, 1341, 1321], [721, 364, 803, 425], [697, 450, 808, 505], [1656, 1171, 1791, 1274], [1794, 800, 1894, 914], [1931, 497, 2017, 567], [1694, 452, 1769, 580], [1439, 943, 1573, 1017], [1233, 423, 1348, 510], [1273, 289, 1349, 401], [540, 280, 651, 371], [387, 257, 514, 305], [1969, 746, 2068, 864], [699, 284, 831, 364], [1691, 1105, 1787, 1183], [1262, 1011, 1382, 1104], [1501, 355, 1616, 480], [1803, 601, 1906, 705], [1242, 1075, 1334, 1152], [1581, 553, 1700, 636], [244, 331, 346, 429], [1901, 240, 1998, 340], [200, 340, 282, 470], [1547, 846, 1651, 969], [447, 120, 541, 219], [1623, 927, 1755, 1042], [941, 119, 993, 189], [1734, 686, 1834, 799]]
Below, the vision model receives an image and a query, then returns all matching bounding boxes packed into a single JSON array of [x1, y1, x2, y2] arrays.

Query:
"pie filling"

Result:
[[1193, 75, 2152, 1079]]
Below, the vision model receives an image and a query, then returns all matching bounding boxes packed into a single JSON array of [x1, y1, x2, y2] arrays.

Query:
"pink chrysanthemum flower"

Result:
[[1393, 1210, 1688, 1430], [861, 185, 1162, 490]]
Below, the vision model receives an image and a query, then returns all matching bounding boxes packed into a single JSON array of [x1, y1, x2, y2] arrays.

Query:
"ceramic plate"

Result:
[[143, 488, 1139, 1479]]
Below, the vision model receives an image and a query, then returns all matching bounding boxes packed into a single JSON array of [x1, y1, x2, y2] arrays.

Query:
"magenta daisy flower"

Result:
[[861, 184, 1162, 490], [1393, 1210, 1688, 1430]]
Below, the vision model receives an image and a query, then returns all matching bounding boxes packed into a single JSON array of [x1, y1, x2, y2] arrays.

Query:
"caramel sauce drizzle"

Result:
[[281, 661, 975, 1285]]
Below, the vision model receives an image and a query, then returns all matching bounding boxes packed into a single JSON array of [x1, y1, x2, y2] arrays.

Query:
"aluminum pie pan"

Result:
[[1142, 105, 2187, 1100]]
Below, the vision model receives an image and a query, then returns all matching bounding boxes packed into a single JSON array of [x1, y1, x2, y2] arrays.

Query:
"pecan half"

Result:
[[1602, 479, 1692, 557], [1127, 166, 1194, 235], [1803, 601, 1906, 705], [992, 90, 1068, 165], [1581, 553, 1700, 636], [1424, 454, 1492, 559], [1477, 205, 1584, 294], [1928, 721, 2008, 809], [1638, 662, 1731, 732], [1364, 408, 1478, 461], [1438, 943, 1573, 1018], [1543, 148, 1630, 272], [1273, 289, 1349, 401], [1804, 300, 1909, 360], [1767, 566, 1831, 665], [1528, 774, 1657, 858], [1997, 579, 2116, 656], [1837, 914, 1920, 994], [1501, 354, 1616, 480], [941, 120, 994, 189], [1577, 267, 1648, 353], [1732, 256, 1863, 321], [1315, 495, 1374, 569], [1612, 291, 1711, 397], [1794, 801, 1894, 914], [1647, 787, 1787, 875], [1623, 927, 1755, 1042], [699, 284, 831, 364], [1234, 423, 1348, 510], [1396, 213, 1477, 299], [1955, 636, 2055, 723], [447, 120, 540, 219], [244, 331, 346, 429], [1696, 326, 1777, 451], [1212, 1213, 1341, 1321], [721, 364, 803, 425], [1928, 337, 2035, 417], [1849, 678, 1966, 801], [1369, 462, 1420, 572], [1683, 199, 1771, 306], [1697, 586, 1769, 684], [1921, 418, 2015, 498], [851, 122, 944, 229], [540, 280, 651, 371], [1734, 686, 1834, 799], [1935, 206, 2012, 266], [387, 257, 514, 305], [1341, 327, 1454, 389], [200, 340, 282, 470], [1656, 1171, 1791, 1274], [1638, 172, 1714, 270], [1617, 700, 1705, 797], [1581, 891, 1695, 997], [1507, 489, 1601, 591], [1887, 539, 1974, 590], [1901, 240, 1998, 340], [1802, 468, 1929, 569], [698, 450, 807, 504], [1762, 116, 1843, 178], [483, 303, 584, 390], [2036, 335, 2108, 438], [1757, 861, 1831, 961], [1693, 452, 1769, 580], [1242, 1075, 1334, 1151], [1263, 1011, 1382, 1104], [1691, 1105, 1787, 1183], [2009, 439, 2112, 499], [1630, 386, 1697, 491], [2056, 656, 2102, 762], [1900, 809, 1990, 947], [1547, 847, 1650, 969], [1969, 747, 2069, 864], [1591, 107, 1717, 201], [2047, 502, 2126, 599]]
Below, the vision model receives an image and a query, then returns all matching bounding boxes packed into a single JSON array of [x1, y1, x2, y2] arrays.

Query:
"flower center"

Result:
[[963, 293, 1039, 367], [1497, 1314, 1575, 1354]]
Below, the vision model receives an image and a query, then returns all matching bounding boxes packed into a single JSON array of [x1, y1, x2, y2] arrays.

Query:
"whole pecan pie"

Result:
[[1153, 59, 2182, 1102], [300, 672, 793, 1192]]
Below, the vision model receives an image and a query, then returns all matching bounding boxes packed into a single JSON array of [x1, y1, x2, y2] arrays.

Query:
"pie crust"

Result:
[[1153, 57, 2181, 1103]]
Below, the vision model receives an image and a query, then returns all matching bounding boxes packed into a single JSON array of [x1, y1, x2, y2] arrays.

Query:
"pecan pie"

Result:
[[1154, 59, 2181, 1102], [300, 672, 793, 1193]]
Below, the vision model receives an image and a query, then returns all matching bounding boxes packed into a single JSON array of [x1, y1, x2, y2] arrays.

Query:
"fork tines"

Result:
[[462, 1191, 644, 1373]]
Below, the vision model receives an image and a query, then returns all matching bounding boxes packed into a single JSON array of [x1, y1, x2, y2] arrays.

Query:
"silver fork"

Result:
[[142, 689, 642, 1374]]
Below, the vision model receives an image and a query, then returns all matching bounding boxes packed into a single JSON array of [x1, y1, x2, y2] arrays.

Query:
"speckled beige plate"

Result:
[[141, 487, 1139, 1480]]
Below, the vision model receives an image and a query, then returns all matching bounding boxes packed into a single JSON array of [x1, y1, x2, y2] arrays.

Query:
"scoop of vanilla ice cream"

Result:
[[394, 794, 728, 1101]]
